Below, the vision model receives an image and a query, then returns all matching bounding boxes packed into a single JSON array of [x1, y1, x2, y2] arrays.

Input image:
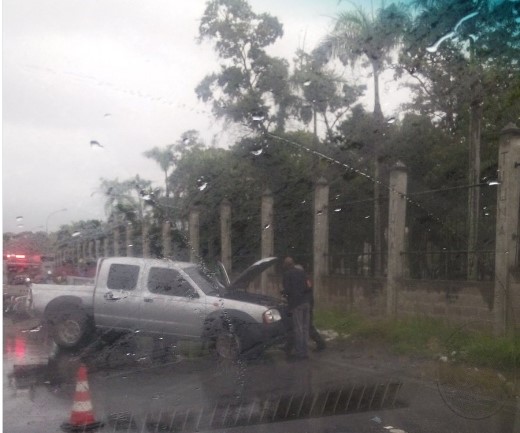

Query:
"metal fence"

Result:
[[327, 177, 498, 281]]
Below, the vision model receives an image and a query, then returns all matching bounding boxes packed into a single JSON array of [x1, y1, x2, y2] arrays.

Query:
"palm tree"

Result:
[[143, 146, 176, 198], [99, 176, 151, 223], [319, 1, 409, 275]]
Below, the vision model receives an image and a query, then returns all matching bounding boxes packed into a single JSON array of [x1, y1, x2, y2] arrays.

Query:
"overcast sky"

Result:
[[2, 0, 406, 234]]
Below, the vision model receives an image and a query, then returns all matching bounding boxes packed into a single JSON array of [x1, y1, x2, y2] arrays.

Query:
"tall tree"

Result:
[[291, 49, 365, 139], [99, 175, 153, 224], [143, 146, 176, 199], [143, 130, 205, 199], [319, 1, 410, 275], [196, 0, 292, 133]]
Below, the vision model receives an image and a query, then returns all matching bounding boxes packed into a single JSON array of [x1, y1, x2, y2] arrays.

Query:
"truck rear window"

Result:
[[106, 264, 139, 291]]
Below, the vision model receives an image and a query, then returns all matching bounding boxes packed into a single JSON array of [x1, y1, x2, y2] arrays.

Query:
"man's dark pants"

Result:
[[291, 302, 310, 358]]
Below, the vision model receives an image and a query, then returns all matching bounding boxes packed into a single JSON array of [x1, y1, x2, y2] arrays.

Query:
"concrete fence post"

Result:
[[81, 241, 87, 262], [103, 237, 109, 258], [162, 221, 172, 258], [113, 225, 120, 257], [313, 177, 329, 303], [95, 239, 101, 259], [261, 189, 274, 294], [142, 219, 150, 258], [189, 207, 201, 263], [88, 240, 94, 260], [386, 161, 408, 318], [76, 242, 81, 264], [126, 223, 134, 257], [494, 123, 520, 336], [220, 199, 232, 275]]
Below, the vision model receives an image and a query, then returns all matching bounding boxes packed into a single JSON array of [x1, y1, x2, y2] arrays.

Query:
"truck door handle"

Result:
[[104, 292, 120, 301], [143, 298, 153, 303]]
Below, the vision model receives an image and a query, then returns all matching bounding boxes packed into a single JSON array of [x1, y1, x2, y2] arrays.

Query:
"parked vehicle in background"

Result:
[[3, 253, 43, 285]]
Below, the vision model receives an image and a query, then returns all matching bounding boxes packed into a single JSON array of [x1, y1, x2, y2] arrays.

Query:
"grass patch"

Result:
[[314, 309, 520, 372]]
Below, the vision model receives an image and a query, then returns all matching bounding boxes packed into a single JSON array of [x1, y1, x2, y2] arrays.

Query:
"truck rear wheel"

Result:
[[51, 310, 91, 349]]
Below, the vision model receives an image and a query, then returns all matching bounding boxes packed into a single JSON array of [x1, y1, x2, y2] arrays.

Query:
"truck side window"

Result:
[[148, 267, 194, 297], [107, 264, 139, 291]]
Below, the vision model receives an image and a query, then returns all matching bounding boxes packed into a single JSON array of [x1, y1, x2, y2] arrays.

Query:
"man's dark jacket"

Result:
[[282, 267, 310, 309]]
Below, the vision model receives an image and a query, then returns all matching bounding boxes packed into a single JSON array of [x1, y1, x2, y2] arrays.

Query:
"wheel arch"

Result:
[[202, 308, 263, 345], [44, 296, 93, 324]]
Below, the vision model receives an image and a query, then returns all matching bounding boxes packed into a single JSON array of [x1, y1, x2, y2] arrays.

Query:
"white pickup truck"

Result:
[[29, 257, 286, 359]]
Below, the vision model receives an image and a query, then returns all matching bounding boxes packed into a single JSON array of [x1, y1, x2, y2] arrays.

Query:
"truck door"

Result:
[[93, 262, 143, 331], [139, 266, 206, 338]]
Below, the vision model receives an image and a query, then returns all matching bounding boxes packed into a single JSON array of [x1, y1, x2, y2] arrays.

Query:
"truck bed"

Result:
[[30, 283, 94, 319]]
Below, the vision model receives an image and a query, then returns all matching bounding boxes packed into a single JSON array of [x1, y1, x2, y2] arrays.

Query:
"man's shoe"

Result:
[[286, 354, 309, 362], [315, 343, 326, 352]]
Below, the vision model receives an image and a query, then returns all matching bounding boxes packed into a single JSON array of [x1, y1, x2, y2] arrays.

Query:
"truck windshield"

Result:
[[184, 266, 223, 296]]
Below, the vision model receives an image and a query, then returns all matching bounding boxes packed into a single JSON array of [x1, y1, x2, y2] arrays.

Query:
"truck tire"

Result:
[[51, 309, 92, 349], [215, 326, 242, 360]]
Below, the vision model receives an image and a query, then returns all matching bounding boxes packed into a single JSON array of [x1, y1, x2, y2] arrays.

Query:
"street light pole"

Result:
[[46, 208, 68, 234]]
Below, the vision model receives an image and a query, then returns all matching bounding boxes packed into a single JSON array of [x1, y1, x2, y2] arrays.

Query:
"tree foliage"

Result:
[[196, 0, 292, 131], [291, 49, 365, 138]]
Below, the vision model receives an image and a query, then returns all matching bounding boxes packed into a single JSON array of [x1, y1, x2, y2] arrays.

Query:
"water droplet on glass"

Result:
[[316, 210, 323, 216], [90, 140, 103, 149], [263, 223, 271, 229], [251, 113, 264, 121], [426, 43, 440, 53], [334, 208, 342, 212], [251, 148, 263, 156], [387, 117, 396, 124], [301, 200, 306, 204], [364, 215, 370, 219], [16, 216, 23, 223], [134, 329, 141, 334], [72, 231, 81, 237], [487, 180, 500, 186], [198, 182, 208, 191], [303, 80, 311, 87], [183, 137, 190, 145], [426, 12, 478, 53]]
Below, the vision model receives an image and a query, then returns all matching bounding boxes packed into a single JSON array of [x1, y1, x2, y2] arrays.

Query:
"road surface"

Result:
[[3, 316, 519, 433]]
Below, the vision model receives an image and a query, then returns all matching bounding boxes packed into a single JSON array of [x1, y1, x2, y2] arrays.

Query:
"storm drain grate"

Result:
[[111, 381, 403, 432]]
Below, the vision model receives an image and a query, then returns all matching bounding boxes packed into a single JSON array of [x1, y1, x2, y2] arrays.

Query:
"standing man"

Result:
[[284, 264, 327, 353], [282, 257, 311, 360]]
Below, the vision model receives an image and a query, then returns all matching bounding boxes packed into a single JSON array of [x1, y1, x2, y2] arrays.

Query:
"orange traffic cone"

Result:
[[61, 364, 104, 432]]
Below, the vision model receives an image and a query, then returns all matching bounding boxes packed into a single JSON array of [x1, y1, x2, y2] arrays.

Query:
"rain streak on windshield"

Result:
[[3, 1, 520, 433]]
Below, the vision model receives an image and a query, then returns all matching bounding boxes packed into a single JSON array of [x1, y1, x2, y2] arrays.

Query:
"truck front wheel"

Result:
[[215, 329, 241, 360], [51, 310, 91, 349]]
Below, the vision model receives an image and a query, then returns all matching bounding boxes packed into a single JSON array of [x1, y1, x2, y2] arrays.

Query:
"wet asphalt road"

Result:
[[3, 316, 519, 433]]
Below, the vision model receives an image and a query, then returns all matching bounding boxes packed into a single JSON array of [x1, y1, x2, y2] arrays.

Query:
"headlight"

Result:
[[263, 308, 281, 324]]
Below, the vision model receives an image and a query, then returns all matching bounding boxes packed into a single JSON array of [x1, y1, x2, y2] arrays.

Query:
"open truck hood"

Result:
[[219, 257, 278, 294], [225, 257, 278, 291]]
